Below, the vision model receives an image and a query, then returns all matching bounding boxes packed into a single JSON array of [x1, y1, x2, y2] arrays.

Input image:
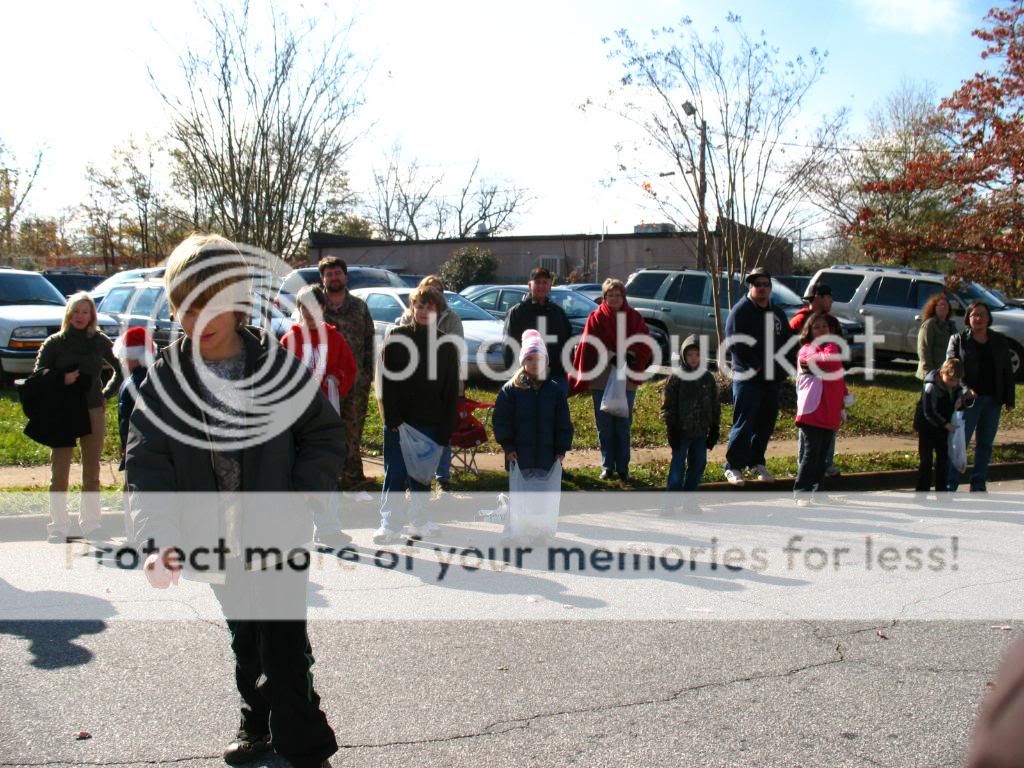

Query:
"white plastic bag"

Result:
[[949, 411, 967, 473], [398, 423, 444, 485], [506, 461, 562, 539], [326, 376, 341, 414], [477, 492, 509, 523], [600, 367, 629, 418]]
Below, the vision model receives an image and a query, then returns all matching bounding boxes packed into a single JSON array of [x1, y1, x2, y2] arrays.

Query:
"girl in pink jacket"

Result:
[[794, 313, 849, 502]]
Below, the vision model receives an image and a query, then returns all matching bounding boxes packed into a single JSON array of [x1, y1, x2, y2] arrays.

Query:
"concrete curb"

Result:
[[2, 461, 1023, 542]]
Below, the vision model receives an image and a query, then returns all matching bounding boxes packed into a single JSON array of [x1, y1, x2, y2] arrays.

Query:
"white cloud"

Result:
[[853, 0, 970, 36]]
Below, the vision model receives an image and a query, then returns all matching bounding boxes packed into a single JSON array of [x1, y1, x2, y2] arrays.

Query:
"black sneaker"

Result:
[[223, 733, 271, 765]]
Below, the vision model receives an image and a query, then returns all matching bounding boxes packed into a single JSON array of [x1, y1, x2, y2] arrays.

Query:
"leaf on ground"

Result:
[[75, 730, 91, 740], [991, 625, 1013, 631], [876, 630, 889, 640]]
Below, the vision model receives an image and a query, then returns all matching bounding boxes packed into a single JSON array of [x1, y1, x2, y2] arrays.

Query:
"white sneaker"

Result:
[[405, 521, 440, 539], [372, 526, 402, 545], [723, 468, 746, 486], [795, 498, 811, 507], [752, 465, 774, 482]]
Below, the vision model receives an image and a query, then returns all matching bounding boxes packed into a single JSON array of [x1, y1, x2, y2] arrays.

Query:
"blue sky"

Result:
[[1, 0, 995, 238]]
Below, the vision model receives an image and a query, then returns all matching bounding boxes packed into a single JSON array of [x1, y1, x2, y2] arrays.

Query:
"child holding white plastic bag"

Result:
[[373, 287, 459, 544], [493, 330, 573, 541]]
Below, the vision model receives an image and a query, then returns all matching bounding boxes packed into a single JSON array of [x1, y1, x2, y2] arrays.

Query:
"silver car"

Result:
[[350, 287, 509, 380]]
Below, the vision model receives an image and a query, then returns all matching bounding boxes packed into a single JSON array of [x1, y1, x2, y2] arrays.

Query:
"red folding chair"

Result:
[[450, 396, 494, 477]]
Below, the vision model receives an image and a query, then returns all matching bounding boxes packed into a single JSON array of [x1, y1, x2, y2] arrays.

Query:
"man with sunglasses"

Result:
[[722, 267, 794, 486]]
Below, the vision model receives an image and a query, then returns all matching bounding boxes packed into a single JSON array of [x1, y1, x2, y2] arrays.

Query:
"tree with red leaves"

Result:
[[849, 2, 1024, 292]]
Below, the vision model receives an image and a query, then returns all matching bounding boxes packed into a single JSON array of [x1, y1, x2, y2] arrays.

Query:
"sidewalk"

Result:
[[5, 427, 1024, 489]]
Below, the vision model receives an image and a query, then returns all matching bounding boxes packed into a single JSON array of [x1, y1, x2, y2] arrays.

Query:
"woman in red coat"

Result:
[[280, 285, 357, 413], [569, 278, 652, 481]]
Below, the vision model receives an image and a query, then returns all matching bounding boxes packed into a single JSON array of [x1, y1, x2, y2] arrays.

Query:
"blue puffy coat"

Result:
[[493, 372, 573, 471]]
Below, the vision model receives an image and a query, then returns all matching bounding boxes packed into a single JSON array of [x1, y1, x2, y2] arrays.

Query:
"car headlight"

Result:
[[12, 326, 48, 339]]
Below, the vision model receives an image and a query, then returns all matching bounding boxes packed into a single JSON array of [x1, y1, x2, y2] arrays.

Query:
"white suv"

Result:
[[0, 268, 120, 381], [806, 265, 1024, 377]]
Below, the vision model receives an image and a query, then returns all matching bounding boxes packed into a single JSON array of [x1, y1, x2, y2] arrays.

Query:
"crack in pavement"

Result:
[[898, 576, 1024, 618], [333, 653, 847, 751], [0, 755, 221, 766]]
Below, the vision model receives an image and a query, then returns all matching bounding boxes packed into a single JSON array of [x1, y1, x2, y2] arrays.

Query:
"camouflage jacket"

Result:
[[324, 292, 375, 384]]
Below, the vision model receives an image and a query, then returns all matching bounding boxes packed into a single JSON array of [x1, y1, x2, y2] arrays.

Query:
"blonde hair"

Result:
[[62, 292, 98, 335], [164, 234, 249, 324], [602, 278, 626, 300]]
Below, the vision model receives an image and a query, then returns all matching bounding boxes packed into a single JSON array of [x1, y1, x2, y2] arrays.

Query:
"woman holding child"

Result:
[[946, 300, 1015, 492]]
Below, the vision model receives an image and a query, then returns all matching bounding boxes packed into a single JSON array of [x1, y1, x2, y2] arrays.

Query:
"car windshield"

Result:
[[444, 292, 496, 321], [956, 281, 1008, 310], [550, 290, 599, 318], [0, 273, 67, 306], [769, 280, 805, 308]]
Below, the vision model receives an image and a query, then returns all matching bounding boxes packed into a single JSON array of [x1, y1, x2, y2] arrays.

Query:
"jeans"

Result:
[[916, 427, 949, 492], [313, 489, 343, 537], [591, 388, 637, 475], [948, 395, 1002, 491], [667, 436, 708, 492], [794, 425, 833, 495], [435, 446, 452, 484], [725, 380, 780, 471], [379, 424, 434, 531], [798, 428, 836, 470]]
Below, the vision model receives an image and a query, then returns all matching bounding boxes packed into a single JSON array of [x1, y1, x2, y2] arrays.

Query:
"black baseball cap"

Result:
[[745, 267, 772, 284], [530, 267, 553, 281], [806, 283, 832, 299]]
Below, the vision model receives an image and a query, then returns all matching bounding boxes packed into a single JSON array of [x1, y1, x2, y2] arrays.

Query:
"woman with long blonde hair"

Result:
[[34, 291, 122, 541]]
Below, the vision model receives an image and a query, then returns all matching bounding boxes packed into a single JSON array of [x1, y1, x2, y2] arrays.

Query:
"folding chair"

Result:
[[449, 396, 494, 477]]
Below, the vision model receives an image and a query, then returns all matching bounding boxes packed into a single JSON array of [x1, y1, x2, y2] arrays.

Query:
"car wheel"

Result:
[[1008, 340, 1024, 381]]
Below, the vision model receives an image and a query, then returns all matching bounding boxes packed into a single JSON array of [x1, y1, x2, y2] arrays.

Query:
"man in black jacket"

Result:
[[502, 268, 573, 392], [722, 267, 795, 486]]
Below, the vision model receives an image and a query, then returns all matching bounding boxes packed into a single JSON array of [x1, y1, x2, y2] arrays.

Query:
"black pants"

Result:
[[794, 425, 833, 494], [211, 565, 337, 768], [916, 428, 949, 492]]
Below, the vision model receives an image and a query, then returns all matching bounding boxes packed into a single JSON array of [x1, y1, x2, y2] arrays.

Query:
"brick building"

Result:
[[308, 221, 792, 283]]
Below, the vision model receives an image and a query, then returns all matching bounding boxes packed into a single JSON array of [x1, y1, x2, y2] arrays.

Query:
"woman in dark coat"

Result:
[[35, 291, 122, 541], [946, 300, 1015, 491]]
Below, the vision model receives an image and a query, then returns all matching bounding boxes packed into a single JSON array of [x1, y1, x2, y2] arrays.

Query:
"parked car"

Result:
[[98, 278, 291, 350], [41, 270, 105, 297], [460, 283, 671, 363], [565, 283, 604, 302], [806, 264, 1024, 377], [399, 274, 426, 288], [90, 267, 165, 305], [623, 267, 865, 362], [986, 288, 1024, 309], [275, 266, 407, 313], [774, 275, 812, 298], [0, 268, 120, 381], [350, 287, 509, 379]]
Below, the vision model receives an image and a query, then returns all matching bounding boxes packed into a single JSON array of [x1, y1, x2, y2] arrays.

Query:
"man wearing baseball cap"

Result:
[[502, 267, 573, 393], [789, 283, 842, 336], [722, 267, 794, 486]]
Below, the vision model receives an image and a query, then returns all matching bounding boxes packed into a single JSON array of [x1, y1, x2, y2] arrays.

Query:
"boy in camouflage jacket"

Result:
[[662, 335, 721, 494]]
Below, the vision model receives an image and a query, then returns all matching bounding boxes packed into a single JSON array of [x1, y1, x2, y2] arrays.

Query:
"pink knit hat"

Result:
[[519, 329, 548, 364]]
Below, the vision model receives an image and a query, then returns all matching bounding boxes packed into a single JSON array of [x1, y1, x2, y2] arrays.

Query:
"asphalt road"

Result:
[[1, 486, 1022, 768]]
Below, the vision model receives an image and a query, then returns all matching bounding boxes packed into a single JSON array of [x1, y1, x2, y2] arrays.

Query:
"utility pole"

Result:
[[682, 102, 707, 271]]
